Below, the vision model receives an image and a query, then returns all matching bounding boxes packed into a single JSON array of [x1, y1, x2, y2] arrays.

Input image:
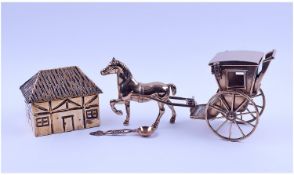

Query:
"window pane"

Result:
[[228, 71, 245, 88], [86, 109, 98, 119], [36, 116, 49, 127], [42, 118, 49, 125]]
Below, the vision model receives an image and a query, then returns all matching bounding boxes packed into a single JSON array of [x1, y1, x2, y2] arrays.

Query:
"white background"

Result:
[[2, 3, 293, 172]]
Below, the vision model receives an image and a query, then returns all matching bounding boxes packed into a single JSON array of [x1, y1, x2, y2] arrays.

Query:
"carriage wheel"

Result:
[[243, 88, 265, 123], [206, 90, 259, 141], [253, 88, 266, 115], [236, 88, 265, 123]]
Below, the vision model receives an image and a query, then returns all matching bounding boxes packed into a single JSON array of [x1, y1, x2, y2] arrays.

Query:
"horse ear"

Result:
[[111, 57, 116, 62]]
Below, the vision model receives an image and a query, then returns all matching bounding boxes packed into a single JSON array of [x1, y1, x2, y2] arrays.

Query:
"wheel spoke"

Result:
[[234, 99, 248, 112], [209, 104, 227, 115], [219, 94, 230, 112], [214, 104, 225, 109], [231, 94, 235, 112], [234, 120, 245, 137], [254, 93, 262, 97], [236, 111, 257, 116], [229, 121, 233, 139], [246, 108, 257, 120], [236, 118, 255, 127], [248, 103, 263, 109], [215, 119, 228, 132]]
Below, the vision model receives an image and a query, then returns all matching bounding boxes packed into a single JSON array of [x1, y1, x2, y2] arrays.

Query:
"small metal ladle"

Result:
[[90, 126, 155, 137]]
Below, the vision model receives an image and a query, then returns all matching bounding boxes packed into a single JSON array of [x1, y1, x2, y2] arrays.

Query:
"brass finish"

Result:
[[206, 50, 275, 141], [20, 66, 102, 136], [99, 50, 275, 142], [138, 126, 156, 137], [90, 126, 155, 137], [101, 58, 177, 128], [206, 90, 259, 141], [245, 88, 265, 123]]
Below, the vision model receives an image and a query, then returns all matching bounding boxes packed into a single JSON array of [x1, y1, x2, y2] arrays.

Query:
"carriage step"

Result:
[[190, 104, 206, 120]]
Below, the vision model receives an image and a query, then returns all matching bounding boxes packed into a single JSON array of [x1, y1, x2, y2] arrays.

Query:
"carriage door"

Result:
[[62, 115, 74, 132]]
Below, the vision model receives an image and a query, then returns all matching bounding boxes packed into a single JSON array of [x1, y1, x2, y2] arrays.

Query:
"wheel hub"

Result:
[[226, 111, 236, 121]]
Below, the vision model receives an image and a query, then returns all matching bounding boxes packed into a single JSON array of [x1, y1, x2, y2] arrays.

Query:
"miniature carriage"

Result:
[[190, 50, 276, 141], [100, 50, 275, 141]]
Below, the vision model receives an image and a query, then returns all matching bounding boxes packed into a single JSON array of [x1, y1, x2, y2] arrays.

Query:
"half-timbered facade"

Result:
[[20, 66, 102, 137]]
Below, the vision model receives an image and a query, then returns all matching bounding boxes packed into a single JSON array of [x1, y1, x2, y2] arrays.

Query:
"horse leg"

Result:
[[152, 102, 165, 129], [123, 101, 130, 125], [167, 100, 176, 124], [110, 99, 123, 115]]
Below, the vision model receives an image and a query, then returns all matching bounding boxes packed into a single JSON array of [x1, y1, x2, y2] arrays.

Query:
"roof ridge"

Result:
[[39, 66, 77, 73]]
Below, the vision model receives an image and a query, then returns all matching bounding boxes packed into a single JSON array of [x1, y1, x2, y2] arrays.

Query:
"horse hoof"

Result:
[[170, 118, 176, 124], [123, 121, 129, 125]]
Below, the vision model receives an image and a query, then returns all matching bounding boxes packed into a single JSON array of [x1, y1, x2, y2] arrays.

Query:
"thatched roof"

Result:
[[20, 66, 102, 103]]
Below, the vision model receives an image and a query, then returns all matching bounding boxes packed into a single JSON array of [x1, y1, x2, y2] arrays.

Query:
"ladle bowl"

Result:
[[137, 126, 155, 137]]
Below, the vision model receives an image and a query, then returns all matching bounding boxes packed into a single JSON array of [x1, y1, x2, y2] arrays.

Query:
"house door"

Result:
[[62, 115, 74, 132]]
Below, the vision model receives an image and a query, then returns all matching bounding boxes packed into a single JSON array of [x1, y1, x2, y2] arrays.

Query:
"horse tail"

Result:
[[168, 84, 177, 95]]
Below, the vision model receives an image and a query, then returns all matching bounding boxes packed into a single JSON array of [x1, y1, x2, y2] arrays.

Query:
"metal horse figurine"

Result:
[[100, 58, 177, 128]]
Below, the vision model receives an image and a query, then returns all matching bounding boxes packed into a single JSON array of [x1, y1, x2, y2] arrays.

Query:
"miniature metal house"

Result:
[[20, 66, 102, 137]]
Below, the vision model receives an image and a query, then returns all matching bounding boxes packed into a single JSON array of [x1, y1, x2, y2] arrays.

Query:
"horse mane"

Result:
[[114, 59, 133, 78]]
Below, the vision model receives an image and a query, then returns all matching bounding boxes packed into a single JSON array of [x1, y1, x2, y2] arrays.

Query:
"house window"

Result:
[[227, 71, 246, 89], [36, 116, 49, 127], [86, 109, 98, 119]]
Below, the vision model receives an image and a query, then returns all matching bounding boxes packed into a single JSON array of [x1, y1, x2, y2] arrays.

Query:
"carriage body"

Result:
[[204, 50, 275, 141], [208, 50, 275, 113], [210, 53, 261, 95], [209, 51, 263, 115]]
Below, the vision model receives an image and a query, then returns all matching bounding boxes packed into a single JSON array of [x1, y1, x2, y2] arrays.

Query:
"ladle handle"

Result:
[[104, 129, 137, 135], [90, 129, 137, 136]]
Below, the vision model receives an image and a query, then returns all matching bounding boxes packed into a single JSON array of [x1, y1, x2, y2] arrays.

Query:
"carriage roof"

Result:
[[209, 50, 275, 96], [209, 51, 264, 66]]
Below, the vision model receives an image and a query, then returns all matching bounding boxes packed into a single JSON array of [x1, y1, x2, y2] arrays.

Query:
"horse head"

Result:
[[101, 57, 121, 75]]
